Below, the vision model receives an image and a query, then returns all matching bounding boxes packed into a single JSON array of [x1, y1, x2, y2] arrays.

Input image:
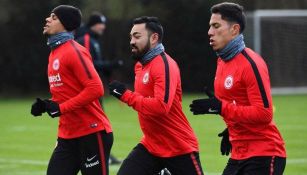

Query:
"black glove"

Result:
[[190, 87, 221, 115], [218, 128, 231, 156], [44, 100, 61, 118], [31, 98, 46, 116], [189, 97, 221, 115], [109, 80, 127, 99]]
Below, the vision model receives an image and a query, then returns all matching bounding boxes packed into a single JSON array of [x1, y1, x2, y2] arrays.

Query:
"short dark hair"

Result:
[[211, 2, 246, 33], [133, 16, 164, 43]]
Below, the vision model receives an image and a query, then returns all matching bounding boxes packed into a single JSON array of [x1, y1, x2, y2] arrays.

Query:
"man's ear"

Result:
[[150, 33, 159, 44], [231, 24, 241, 36]]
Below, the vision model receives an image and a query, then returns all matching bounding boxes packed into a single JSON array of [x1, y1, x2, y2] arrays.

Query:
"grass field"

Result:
[[0, 94, 307, 175]]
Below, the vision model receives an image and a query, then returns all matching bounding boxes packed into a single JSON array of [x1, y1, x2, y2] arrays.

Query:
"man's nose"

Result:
[[208, 27, 213, 37], [130, 39, 135, 45]]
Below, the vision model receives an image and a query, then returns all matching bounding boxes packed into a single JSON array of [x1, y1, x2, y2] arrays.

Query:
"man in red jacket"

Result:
[[190, 2, 286, 175], [109, 16, 204, 175], [30, 5, 113, 175]]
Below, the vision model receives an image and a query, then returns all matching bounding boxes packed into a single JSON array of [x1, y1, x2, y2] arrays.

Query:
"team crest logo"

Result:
[[52, 59, 60, 70], [224, 75, 233, 89], [143, 72, 149, 84]]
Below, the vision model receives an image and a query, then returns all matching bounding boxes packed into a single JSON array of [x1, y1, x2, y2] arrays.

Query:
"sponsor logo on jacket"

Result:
[[49, 73, 63, 87], [49, 73, 61, 83]]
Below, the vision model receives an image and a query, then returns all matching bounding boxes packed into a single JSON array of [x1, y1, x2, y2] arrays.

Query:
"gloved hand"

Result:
[[218, 128, 231, 156], [31, 98, 46, 116], [109, 80, 127, 99], [44, 100, 61, 118], [190, 87, 222, 115], [189, 97, 221, 115]]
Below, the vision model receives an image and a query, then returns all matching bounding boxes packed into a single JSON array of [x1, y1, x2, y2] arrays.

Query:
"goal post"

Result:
[[245, 10, 307, 94], [251, 10, 307, 55]]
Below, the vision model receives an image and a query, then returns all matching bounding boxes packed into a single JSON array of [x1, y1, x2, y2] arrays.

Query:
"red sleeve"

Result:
[[59, 42, 103, 113], [121, 56, 177, 116], [221, 57, 272, 125]]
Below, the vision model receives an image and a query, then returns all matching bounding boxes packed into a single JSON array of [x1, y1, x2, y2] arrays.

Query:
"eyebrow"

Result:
[[50, 13, 57, 19], [209, 22, 219, 26], [130, 31, 141, 36]]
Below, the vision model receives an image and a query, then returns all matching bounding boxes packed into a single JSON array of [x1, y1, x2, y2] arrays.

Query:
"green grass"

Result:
[[0, 94, 307, 175]]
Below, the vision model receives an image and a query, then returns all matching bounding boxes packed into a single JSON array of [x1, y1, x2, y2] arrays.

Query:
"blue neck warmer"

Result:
[[141, 43, 165, 64], [217, 34, 245, 61], [47, 32, 74, 49]]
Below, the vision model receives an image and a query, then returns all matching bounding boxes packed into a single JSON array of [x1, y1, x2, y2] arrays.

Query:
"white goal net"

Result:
[[245, 10, 307, 94]]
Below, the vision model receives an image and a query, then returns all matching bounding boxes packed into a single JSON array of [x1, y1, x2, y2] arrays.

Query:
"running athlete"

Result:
[[30, 5, 113, 175], [190, 2, 286, 175], [109, 16, 204, 175]]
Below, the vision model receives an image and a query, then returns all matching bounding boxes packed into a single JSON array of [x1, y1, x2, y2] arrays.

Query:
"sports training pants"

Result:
[[47, 130, 113, 175], [117, 143, 204, 175], [222, 156, 286, 175]]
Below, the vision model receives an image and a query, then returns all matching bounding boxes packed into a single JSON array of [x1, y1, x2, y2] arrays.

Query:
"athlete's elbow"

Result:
[[155, 101, 170, 116], [97, 88, 104, 97], [89, 84, 104, 98], [261, 109, 273, 124], [96, 85, 104, 97]]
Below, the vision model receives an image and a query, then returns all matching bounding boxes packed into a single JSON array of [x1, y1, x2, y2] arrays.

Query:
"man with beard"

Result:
[[30, 5, 113, 175], [108, 16, 204, 175]]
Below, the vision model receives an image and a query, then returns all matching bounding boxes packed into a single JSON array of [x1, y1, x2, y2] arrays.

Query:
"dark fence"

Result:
[[0, 0, 217, 96], [2, 0, 305, 96]]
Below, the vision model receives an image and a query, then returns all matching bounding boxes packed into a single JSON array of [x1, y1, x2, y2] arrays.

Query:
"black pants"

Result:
[[118, 143, 204, 175], [222, 156, 286, 175], [47, 130, 113, 175]]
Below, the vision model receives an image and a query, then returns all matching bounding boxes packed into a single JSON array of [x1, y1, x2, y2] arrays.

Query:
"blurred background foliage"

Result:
[[0, 0, 307, 96]]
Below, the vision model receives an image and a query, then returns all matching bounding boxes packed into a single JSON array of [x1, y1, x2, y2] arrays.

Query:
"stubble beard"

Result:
[[131, 39, 151, 61]]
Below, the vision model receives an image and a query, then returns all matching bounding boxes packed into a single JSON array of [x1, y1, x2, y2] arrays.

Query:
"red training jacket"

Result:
[[214, 48, 286, 160], [120, 52, 199, 157], [47, 40, 112, 139]]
